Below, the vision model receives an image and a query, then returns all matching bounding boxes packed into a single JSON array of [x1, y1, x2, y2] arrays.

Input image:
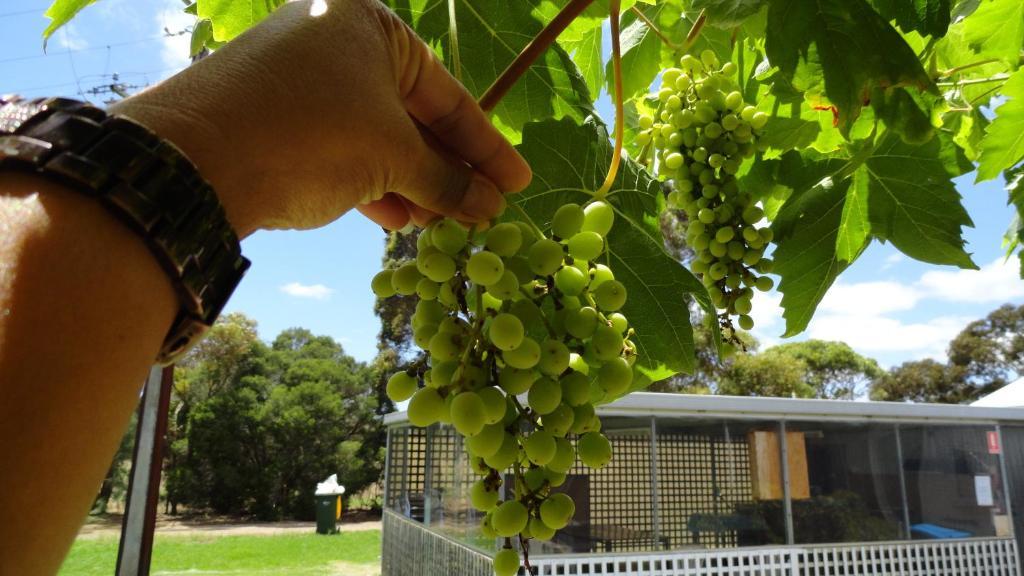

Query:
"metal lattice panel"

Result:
[[656, 432, 753, 549], [383, 509, 493, 576]]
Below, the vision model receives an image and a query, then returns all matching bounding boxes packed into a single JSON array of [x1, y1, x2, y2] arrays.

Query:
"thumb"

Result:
[[392, 125, 507, 223]]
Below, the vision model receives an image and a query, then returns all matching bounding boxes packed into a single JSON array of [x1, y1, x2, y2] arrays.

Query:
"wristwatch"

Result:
[[0, 95, 250, 364]]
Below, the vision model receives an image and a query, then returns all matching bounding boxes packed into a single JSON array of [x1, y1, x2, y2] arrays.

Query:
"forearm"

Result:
[[0, 173, 176, 575]]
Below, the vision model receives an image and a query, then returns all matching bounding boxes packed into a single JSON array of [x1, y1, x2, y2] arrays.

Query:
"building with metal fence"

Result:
[[382, 393, 1024, 575]]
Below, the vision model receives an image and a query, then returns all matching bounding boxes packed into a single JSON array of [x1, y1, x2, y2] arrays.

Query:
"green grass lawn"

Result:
[[59, 530, 382, 576]]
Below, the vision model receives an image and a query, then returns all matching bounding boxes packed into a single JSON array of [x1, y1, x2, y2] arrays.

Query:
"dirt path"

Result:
[[77, 515, 381, 540]]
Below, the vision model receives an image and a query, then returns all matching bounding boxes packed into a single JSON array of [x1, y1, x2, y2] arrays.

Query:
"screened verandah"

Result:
[[381, 393, 1024, 576]]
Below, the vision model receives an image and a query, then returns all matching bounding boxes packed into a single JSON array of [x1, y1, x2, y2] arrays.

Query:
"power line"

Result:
[[0, 34, 174, 66], [0, 8, 46, 19], [3, 67, 185, 95]]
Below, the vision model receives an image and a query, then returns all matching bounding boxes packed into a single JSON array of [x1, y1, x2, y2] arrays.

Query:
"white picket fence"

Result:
[[383, 510, 1021, 576]]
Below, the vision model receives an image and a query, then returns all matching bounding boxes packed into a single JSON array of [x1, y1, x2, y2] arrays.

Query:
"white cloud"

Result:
[[156, 3, 195, 73], [819, 280, 921, 315], [882, 253, 905, 270], [917, 257, 1024, 304], [805, 314, 970, 358], [742, 256, 1024, 365], [280, 282, 334, 300], [55, 25, 88, 51]]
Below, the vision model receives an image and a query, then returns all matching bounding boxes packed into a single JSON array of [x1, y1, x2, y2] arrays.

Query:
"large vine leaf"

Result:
[[960, 0, 1024, 69], [769, 128, 975, 335], [977, 69, 1024, 181], [609, 9, 663, 99], [197, 0, 282, 42], [859, 132, 977, 267], [869, 0, 952, 37], [42, 0, 96, 43], [387, 0, 594, 138], [691, 0, 768, 28], [508, 118, 714, 380], [770, 151, 866, 336], [765, 0, 934, 134], [561, 26, 604, 100]]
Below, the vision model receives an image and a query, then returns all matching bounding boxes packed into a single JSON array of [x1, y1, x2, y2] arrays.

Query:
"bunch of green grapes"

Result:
[[372, 200, 633, 576], [638, 49, 775, 332]]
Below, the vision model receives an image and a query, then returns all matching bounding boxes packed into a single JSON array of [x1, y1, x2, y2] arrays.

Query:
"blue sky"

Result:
[[3, 0, 1022, 369]]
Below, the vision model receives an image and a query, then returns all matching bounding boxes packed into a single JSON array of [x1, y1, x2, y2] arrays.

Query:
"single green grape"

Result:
[[391, 262, 422, 295], [593, 280, 627, 312], [470, 480, 500, 511], [755, 275, 774, 292], [542, 402, 575, 437], [493, 548, 520, 576], [567, 231, 604, 262], [528, 377, 562, 414], [554, 265, 588, 296], [450, 392, 487, 437], [489, 313, 524, 352], [560, 371, 591, 406], [503, 337, 541, 370], [548, 438, 576, 473], [591, 324, 624, 361], [499, 367, 537, 395], [466, 423, 505, 458], [485, 223, 523, 257], [597, 357, 633, 397], [371, 270, 396, 298], [528, 239, 564, 276], [565, 306, 599, 339], [538, 339, 571, 377], [407, 388, 446, 427], [578, 432, 612, 469], [466, 250, 504, 286], [431, 218, 468, 255], [386, 371, 418, 403], [552, 203, 585, 239], [540, 493, 576, 530], [529, 517, 556, 541], [739, 314, 755, 330], [484, 433, 519, 470], [416, 279, 440, 300], [477, 387, 508, 424], [492, 501, 528, 537], [524, 430, 557, 465]]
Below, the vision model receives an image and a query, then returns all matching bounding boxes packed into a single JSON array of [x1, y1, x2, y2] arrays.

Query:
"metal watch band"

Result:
[[0, 94, 250, 364]]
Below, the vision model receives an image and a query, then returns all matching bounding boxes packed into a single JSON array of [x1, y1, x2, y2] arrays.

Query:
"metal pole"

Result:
[[778, 421, 794, 545], [423, 426, 434, 525], [116, 365, 174, 576], [894, 423, 912, 540], [648, 417, 661, 548], [996, 425, 1015, 536]]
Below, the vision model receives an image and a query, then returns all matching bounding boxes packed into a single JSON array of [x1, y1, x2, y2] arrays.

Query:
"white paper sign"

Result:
[[975, 475, 994, 506]]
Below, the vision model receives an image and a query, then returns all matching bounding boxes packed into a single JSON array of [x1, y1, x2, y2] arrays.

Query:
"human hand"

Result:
[[110, 0, 531, 237]]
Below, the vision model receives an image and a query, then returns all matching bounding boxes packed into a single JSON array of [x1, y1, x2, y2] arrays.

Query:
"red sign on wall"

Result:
[[988, 431, 1001, 454]]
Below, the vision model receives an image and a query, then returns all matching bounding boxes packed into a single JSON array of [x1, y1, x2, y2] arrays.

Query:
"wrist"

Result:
[[109, 88, 259, 238]]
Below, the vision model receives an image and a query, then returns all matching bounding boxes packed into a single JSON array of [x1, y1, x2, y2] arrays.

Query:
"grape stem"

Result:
[[446, 0, 462, 82], [594, 0, 624, 199], [478, 0, 596, 113], [936, 73, 1011, 87], [938, 58, 1001, 79], [629, 6, 681, 50], [684, 9, 707, 52]]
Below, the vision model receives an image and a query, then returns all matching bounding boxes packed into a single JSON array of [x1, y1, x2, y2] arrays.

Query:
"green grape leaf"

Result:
[[1005, 165, 1024, 278], [42, 0, 97, 43], [977, 69, 1024, 181], [197, 0, 281, 42], [608, 8, 663, 99], [837, 171, 871, 262], [765, 0, 934, 134], [870, 87, 936, 145], [869, 0, 952, 37], [771, 151, 866, 336], [508, 117, 714, 380], [190, 19, 213, 57], [561, 26, 604, 100], [758, 116, 821, 158], [960, 0, 1024, 68], [857, 132, 976, 268], [388, 0, 594, 137], [691, 0, 769, 28]]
